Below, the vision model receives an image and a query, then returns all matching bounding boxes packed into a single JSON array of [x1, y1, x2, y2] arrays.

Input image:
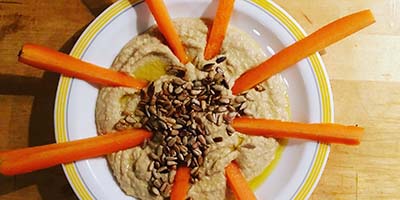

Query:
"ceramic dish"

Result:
[[54, 0, 333, 199]]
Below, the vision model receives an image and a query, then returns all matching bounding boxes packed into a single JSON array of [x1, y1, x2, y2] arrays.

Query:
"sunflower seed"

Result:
[[178, 153, 185, 161], [190, 89, 202, 95], [208, 70, 216, 79], [159, 121, 168, 130], [162, 184, 172, 197], [192, 157, 199, 167], [242, 143, 256, 149], [180, 145, 188, 153], [151, 187, 160, 196], [173, 78, 186, 85], [160, 182, 168, 193], [167, 84, 174, 93], [212, 85, 224, 92], [158, 166, 168, 173], [165, 156, 177, 161], [191, 98, 200, 106], [205, 135, 214, 144], [192, 142, 199, 149], [148, 140, 156, 148], [226, 125, 235, 134], [132, 122, 141, 128], [170, 129, 179, 136], [186, 158, 192, 167], [205, 113, 215, 123], [167, 161, 177, 166], [239, 102, 248, 111], [245, 93, 255, 101], [203, 63, 215, 71], [170, 149, 177, 157], [213, 137, 223, 143], [149, 152, 159, 161], [216, 114, 223, 126], [223, 113, 235, 123], [172, 124, 183, 129], [148, 161, 155, 171], [177, 93, 187, 101], [169, 66, 186, 78], [193, 148, 202, 156], [169, 170, 176, 184], [198, 100, 206, 110], [154, 161, 161, 169], [191, 167, 199, 175], [216, 56, 227, 63], [198, 135, 207, 145], [221, 79, 229, 89], [204, 148, 210, 156], [165, 117, 176, 124], [197, 156, 204, 166], [134, 109, 145, 116], [144, 105, 151, 117], [183, 82, 192, 89], [234, 96, 246, 104], [157, 145, 164, 156], [243, 108, 253, 116], [174, 87, 184, 94], [167, 137, 177, 147], [255, 84, 266, 92], [219, 97, 230, 104], [193, 85, 205, 90], [153, 179, 162, 188], [216, 106, 227, 113], [182, 136, 188, 145], [152, 169, 161, 179]]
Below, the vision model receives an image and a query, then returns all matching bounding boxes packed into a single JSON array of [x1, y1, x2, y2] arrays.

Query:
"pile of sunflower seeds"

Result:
[[114, 56, 259, 197]]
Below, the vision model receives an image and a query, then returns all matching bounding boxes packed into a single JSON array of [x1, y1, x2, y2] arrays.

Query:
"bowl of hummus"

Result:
[[54, 0, 333, 199]]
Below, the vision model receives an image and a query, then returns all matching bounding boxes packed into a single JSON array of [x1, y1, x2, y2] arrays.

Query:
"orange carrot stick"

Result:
[[232, 10, 375, 94], [0, 137, 90, 162], [145, 0, 189, 64], [18, 44, 148, 89], [170, 166, 190, 200], [232, 118, 364, 145], [0, 129, 151, 176], [225, 162, 257, 200], [204, 0, 235, 60]]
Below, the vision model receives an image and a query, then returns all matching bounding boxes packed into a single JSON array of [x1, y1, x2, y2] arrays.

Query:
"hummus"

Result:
[[95, 18, 289, 200]]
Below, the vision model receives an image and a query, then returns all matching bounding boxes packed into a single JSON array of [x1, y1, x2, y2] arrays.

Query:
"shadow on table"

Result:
[[0, 26, 87, 200]]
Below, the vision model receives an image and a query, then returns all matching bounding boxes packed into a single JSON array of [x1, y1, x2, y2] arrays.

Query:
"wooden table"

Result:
[[0, 0, 398, 199]]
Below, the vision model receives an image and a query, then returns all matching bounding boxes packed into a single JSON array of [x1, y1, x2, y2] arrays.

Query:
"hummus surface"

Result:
[[95, 18, 289, 199]]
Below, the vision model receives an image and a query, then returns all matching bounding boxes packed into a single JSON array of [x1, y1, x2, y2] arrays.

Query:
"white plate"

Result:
[[54, 0, 333, 199]]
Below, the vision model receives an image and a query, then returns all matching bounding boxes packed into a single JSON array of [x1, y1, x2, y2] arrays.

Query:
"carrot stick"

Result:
[[0, 129, 151, 176], [225, 162, 257, 200], [18, 44, 148, 89], [232, 118, 364, 145], [232, 10, 375, 94], [170, 166, 190, 200], [204, 0, 235, 60], [145, 0, 189, 64], [0, 137, 90, 162]]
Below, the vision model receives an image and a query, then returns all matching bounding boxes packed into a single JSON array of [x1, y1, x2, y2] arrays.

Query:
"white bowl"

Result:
[[54, 0, 333, 199]]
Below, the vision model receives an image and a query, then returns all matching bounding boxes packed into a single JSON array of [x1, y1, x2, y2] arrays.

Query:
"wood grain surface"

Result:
[[0, 0, 399, 199]]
